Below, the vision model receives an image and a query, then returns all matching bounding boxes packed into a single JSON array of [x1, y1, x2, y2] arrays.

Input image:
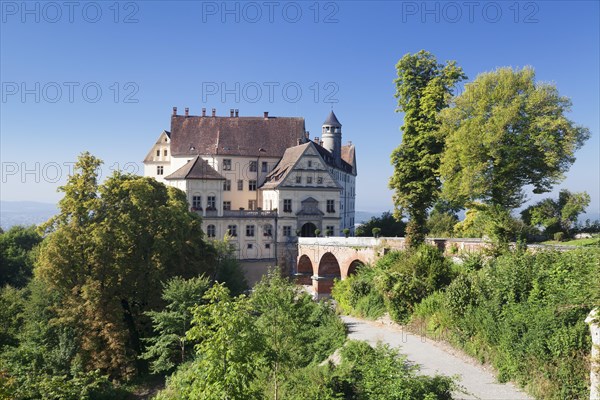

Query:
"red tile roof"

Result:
[[169, 114, 306, 158], [164, 156, 225, 180]]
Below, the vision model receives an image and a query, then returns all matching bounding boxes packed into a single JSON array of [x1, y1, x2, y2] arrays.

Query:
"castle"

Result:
[[143, 107, 356, 264]]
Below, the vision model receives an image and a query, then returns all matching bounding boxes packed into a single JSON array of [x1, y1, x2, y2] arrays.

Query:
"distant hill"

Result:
[[0, 201, 58, 230]]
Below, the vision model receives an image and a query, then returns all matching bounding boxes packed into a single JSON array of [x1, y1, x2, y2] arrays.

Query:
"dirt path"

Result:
[[342, 315, 533, 400]]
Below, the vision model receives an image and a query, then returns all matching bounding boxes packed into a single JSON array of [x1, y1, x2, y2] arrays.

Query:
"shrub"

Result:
[[553, 232, 565, 242], [375, 246, 454, 323]]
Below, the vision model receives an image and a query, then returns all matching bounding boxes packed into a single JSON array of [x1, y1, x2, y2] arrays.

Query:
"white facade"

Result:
[[143, 110, 356, 261]]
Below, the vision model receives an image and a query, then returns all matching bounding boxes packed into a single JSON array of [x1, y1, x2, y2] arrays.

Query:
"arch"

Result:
[[300, 222, 317, 237], [297, 255, 313, 275], [318, 252, 341, 278], [296, 254, 313, 285], [347, 259, 364, 277]]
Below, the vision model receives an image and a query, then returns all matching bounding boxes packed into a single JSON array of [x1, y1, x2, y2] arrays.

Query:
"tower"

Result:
[[321, 110, 342, 163]]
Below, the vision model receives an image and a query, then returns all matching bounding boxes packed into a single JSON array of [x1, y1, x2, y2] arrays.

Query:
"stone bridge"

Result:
[[295, 237, 489, 296]]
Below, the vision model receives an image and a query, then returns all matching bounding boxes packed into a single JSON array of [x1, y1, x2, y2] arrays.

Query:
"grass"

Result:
[[541, 237, 600, 246]]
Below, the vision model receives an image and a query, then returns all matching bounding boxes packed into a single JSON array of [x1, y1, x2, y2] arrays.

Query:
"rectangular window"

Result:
[[223, 179, 231, 191], [307, 176, 313, 184], [249, 161, 257, 172], [164, 149, 168, 156], [248, 200, 257, 210], [283, 199, 292, 213], [326, 226, 335, 236], [223, 201, 231, 211], [157, 165, 164, 175], [283, 226, 292, 237], [263, 224, 272, 236], [192, 196, 202, 209], [227, 225, 237, 237], [308, 160, 312, 167], [223, 159, 232, 170], [295, 175, 302, 184], [156, 149, 160, 156], [207, 196, 216, 210], [207, 224, 216, 238], [265, 243, 271, 249], [327, 200, 335, 213], [237, 180, 243, 190], [249, 180, 257, 191], [247, 243, 253, 249], [261, 161, 268, 172], [317, 176, 323, 184], [246, 225, 255, 237]]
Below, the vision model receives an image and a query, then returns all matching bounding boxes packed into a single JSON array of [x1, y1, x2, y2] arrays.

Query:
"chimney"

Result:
[[212, 108, 216, 117], [263, 111, 269, 119], [314, 136, 320, 144], [297, 138, 302, 145], [230, 109, 234, 117], [202, 108, 206, 117], [235, 109, 239, 117], [184, 107, 189, 117], [172, 107, 177, 116]]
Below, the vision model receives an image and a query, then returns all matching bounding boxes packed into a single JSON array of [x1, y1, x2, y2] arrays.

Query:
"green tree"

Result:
[[439, 67, 590, 213], [521, 189, 590, 236], [142, 276, 211, 374], [0, 226, 42, 288], [355, 212, 405, 237], [389, 50, 466, 247], [251, 270, 345, 399], [213, 238, 248, 296], [35, 152, 216, 379], [185, 284, 263, 400]]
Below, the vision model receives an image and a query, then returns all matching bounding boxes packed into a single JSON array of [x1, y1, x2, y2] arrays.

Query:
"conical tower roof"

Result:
[[323, 110, 341, 127]]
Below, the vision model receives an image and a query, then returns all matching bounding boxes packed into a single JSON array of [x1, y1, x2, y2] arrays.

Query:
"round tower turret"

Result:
[[321, 111, 342, 162]]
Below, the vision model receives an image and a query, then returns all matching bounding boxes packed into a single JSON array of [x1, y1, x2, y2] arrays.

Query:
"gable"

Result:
[[143, 131, 171, 163]]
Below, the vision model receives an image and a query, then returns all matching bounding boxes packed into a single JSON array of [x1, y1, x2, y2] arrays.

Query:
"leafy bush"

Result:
[[332, 265, 385, 320], [375, 245, 454, 323], [413, 248, 599, 399], [554, 231, 565, 242]]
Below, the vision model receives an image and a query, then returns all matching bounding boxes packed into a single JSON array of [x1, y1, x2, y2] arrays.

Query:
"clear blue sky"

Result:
[[1, 1, 599, 219]]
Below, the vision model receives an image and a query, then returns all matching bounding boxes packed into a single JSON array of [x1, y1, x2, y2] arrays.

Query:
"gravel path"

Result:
[[342, 315, 533, 400]]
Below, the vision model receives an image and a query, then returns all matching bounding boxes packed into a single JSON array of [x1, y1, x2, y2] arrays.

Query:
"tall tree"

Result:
[[185, 284, 263, 400], [390, 50, 466, 247], [35, 152, 216, 379], [439, 67, 590, 212]]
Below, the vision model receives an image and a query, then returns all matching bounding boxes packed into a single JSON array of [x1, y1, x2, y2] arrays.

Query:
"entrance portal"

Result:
[[300, 222, 317, 237]]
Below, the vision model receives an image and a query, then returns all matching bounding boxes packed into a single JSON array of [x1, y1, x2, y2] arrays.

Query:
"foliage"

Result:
[[426, 210, 458, 237], [439, 67, 589, 211], [355, 211, 405, 237], [389, 50, 466, 247], [0, 225, 42, 288], [521, 189, 591, 237], [376, 246, 455, 323], [331, 266, 385, 320], [335, 340, 455, 399], [34, 152, 216, 379], [156, 271, 346, 400], [213, 238, 248, 296], [333, 246, 454, 324], [184, 283, 263, 400], [142, 276, 211, 374], [343, 228, 350, 238], [411, 248, 600, 399]]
